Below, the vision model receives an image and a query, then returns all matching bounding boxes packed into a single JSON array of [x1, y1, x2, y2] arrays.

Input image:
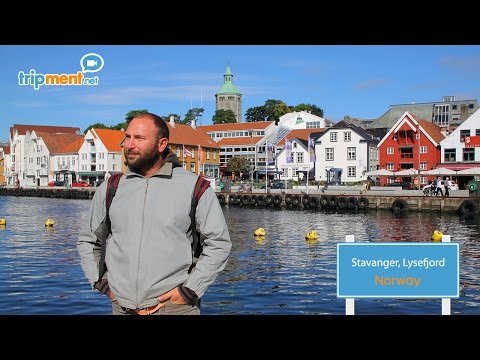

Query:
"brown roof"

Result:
[[93, 128, 125, 152], [199, 121, 273, 132], [217, 136, 263, 146], [168, 123, 219, 149], [12, 124, 80, 138], [60, 137, 85, 153], [417, 119, 445, 144], [35, 131, 84, 154]]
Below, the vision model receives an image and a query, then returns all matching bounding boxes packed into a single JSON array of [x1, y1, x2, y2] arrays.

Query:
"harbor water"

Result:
[[0, 195, 478, 315]]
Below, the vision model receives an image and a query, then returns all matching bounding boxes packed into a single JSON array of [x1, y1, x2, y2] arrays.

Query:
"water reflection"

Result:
[[0, 196, 479, 315]]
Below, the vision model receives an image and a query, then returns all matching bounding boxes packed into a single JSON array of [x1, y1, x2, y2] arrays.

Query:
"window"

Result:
[[206, 150, 210, 160], [296, 152, 304, 163], [387, 163, 394, 170], [306, 121, 321, 128], [420, 162, 427, 170], [452, 105, 457, 110], [387, 147, 394, 155], [213, 151, 217, 160], [433, 104, 449, 126], [460, 130, 470, 142], [463, 148, 475, 161], [420, 146, 427, 154], [347, 147, 356, 160], [476, 129, 480, 136], [344, 132, 351, 142], [330, 132, 338, 142], [444, 149, 456, 162], [347, 166, 356, 177], [326, 148, 334, 161], [190, 163, 196, 172], [176, 147, 181, 157]]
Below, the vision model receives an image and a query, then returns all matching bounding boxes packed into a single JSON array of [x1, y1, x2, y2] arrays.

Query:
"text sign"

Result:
[[337, 243, 459, 298]]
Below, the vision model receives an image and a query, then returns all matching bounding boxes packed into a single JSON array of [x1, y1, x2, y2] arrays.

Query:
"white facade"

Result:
[[10, 129, 26, 187], [24, 131, 51, 186], [2, 149, 13, 186], [314, 127, 378, 184], [278, 111, 326, 129], [78, 129, 122, 183], [439, 108, 480, 163], [276, 139, 312, 180]]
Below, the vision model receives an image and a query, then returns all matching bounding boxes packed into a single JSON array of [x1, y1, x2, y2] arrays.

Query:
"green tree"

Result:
[[293, 103, 324, 117], [212, 109, 236, 124], [111, 122, 128, 131], [125, 109, 148, 122], [227, 156, 250, 179], [245, 106, 268, 122], [181, 107, 204, 125], [163, 114, 181, 123], [83, 123, 109, 135]]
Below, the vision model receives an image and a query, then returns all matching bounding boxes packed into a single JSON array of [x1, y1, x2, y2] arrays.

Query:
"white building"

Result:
[[278, 111, 326, 129], [439, 108, 480, 165], [275, 129, 323, 180], [9, 124, 80, 187], [314, 120, 378, 184], [78, 128, 124, 185]]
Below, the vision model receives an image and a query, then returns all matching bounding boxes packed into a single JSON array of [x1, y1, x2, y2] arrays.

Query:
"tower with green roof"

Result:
[[215, 64, 242, 122]]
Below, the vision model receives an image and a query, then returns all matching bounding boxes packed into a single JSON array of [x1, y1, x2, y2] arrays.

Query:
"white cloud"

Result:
[[354, 78, 386, 90]]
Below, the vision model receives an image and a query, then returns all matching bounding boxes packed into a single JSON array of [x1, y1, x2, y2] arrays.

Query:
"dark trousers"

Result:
[[436, 187, 443, 196]]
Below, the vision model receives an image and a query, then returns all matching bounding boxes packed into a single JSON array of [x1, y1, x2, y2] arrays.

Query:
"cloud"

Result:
[[440, 54, 480, 74], [354, 78, 386, 90], [409, 81, 442, 92]]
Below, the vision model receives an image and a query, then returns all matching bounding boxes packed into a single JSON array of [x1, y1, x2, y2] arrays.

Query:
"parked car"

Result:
[[72, 180, 91, 187], [48, 181, 65, 187], [260, 181, 286, 189], [440, 180, 459, 191]]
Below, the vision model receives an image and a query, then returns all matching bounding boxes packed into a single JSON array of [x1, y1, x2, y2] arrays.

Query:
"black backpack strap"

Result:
[[189, 176, 211, 259], [97, 173, 122, 281]]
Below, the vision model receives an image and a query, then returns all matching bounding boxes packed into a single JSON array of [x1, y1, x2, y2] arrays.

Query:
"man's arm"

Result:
[[77, 183, 108, 286], [183, 186, 232, 298]]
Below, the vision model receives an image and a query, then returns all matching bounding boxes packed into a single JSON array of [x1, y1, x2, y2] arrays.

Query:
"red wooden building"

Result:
[[377, 111, 445, 187]]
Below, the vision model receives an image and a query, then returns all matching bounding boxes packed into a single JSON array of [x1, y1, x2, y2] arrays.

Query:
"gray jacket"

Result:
[[77, 152, 231, 310]]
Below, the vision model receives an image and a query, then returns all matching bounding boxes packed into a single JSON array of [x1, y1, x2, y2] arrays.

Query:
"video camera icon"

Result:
[[80, 53, 104, 73]]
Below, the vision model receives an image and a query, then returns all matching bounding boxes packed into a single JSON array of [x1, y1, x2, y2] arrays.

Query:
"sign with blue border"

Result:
[[337, 243, 459, 298]]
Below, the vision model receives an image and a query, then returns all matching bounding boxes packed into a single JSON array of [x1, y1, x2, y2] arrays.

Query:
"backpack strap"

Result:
[[97, 173, 122, 281], [189, 176, 212, 260]]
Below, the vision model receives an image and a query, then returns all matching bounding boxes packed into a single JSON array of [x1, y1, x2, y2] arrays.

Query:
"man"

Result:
[[435, 176, 443, 197], [77, 113, 232, 315]]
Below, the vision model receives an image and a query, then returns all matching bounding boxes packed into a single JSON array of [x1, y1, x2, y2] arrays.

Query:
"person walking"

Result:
[[435, 176, 443, 197], [444, 177, 450, 197], [77, 112, 232, 315]]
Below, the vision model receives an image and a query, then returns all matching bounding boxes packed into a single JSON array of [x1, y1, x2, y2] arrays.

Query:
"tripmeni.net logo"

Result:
[[18, 53, 104, 90]]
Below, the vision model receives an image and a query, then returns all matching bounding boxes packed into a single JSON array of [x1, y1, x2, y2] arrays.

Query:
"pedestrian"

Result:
[[444, 177, 450, 197], [435, 177, 443, 197], [77, 112, 232, 315]]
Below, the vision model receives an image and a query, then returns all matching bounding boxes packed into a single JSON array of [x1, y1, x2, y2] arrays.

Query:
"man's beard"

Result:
[[125, 145, 161, 175]]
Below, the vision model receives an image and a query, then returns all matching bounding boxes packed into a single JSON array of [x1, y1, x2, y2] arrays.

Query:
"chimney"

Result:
[[191, 118, 196, 129], [169, 115, 175, 127]]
